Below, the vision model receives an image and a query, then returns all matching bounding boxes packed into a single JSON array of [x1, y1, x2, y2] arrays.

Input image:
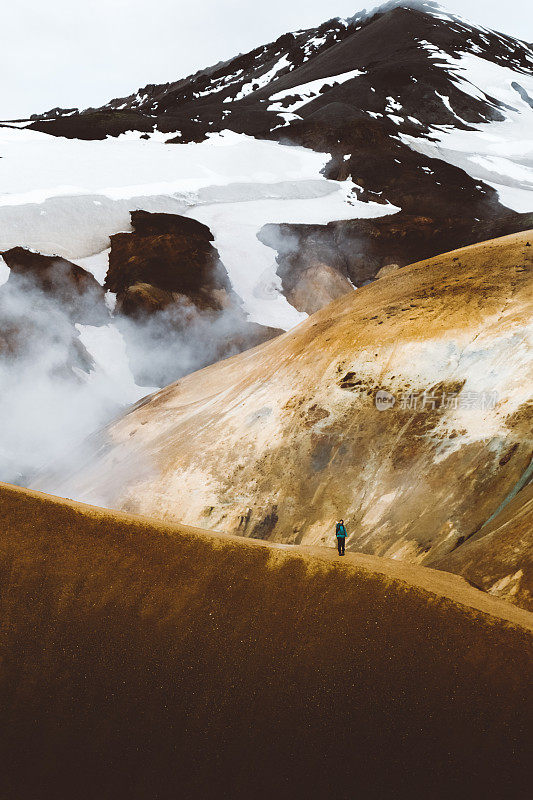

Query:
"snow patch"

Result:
[[232, 55, 292, 101], [0, 256, 9, 287], [400, 52, 533, 211], [268, 69, 365, 114], [188, 180, 399, 329], [0, 127, 398, 329], [76, 324, 156, 402], [71, 249, 110, 286]]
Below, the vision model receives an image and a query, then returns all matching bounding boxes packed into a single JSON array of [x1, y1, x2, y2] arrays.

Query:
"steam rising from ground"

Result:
[[0, 130, 398, 483], [0, 256, 282, 485], [0, 268, 138, 483], [116, 301, 273, 388]]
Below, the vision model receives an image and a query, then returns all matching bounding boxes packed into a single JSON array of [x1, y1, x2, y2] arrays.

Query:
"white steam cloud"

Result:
[[0, 255, 280, 488], [0, 264, 143, 484]]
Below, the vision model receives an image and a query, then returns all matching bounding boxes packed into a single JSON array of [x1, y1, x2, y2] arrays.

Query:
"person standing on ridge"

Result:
[[335, 519, 347, 556]]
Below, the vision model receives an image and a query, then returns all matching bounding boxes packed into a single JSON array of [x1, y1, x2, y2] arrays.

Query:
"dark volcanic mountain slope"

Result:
[[20, 2, 533, 304], [26, 2, 533, 146]]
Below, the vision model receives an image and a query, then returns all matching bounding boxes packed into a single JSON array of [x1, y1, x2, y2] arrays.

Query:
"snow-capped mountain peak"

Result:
[[0, 1, 532, 485]]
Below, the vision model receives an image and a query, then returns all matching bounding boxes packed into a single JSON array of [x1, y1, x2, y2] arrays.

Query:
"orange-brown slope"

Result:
[[435, 482, 533, 610], [0, 481, 531, 800], [41, 230, 533, 591]]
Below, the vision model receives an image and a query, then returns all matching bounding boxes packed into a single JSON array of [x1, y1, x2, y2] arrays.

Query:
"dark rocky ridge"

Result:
[[24, 5, 533, 145], [0, 248, 109, 374]]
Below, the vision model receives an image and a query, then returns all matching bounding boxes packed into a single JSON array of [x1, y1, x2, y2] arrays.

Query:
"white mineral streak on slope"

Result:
[[268, 69, 366, 114], [400, 51, 533, 211], [350, 320, 532, 464], [0, 128, 399, 330]]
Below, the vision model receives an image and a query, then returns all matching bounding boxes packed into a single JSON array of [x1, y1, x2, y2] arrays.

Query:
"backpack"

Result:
[[336, 522, 346, 536]]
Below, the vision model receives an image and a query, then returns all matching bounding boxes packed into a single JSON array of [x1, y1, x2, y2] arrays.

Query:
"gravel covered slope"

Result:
[[0, 480, 531, 799]]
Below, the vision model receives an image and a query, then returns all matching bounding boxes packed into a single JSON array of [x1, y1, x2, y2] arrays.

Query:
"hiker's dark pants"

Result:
[[337, 537, 345, 555]]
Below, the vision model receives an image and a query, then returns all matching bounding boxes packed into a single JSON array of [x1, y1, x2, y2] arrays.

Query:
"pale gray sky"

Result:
[[2, 0, 532, 119]]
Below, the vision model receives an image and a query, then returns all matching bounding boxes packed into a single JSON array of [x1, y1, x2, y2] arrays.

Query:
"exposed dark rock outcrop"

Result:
[[0, 248, 109, 374], [2, 248, 108, 324], [105, 211, 281, 386], [106, 211, 232, 315], [259, 210, 533, 311]]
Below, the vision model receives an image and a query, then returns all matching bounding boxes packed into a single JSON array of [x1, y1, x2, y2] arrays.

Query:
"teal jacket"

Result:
[[336, 523, 347, 538]]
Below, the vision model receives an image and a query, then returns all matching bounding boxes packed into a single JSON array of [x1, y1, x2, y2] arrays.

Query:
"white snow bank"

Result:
[[0, 128, 339, 206], [71, 250, 110, 286], [190, 180, 398, 329], [0, 128, 398, 329], [0, 256, 9, 287]]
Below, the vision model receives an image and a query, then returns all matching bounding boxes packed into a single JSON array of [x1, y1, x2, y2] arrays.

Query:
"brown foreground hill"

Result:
[[41, 230, 533, 609], [0, 481, 531, 799]]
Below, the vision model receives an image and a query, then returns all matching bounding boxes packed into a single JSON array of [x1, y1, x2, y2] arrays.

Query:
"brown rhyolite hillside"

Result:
[[40, 230, 533, 607], [0, 481, 531, 799]]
